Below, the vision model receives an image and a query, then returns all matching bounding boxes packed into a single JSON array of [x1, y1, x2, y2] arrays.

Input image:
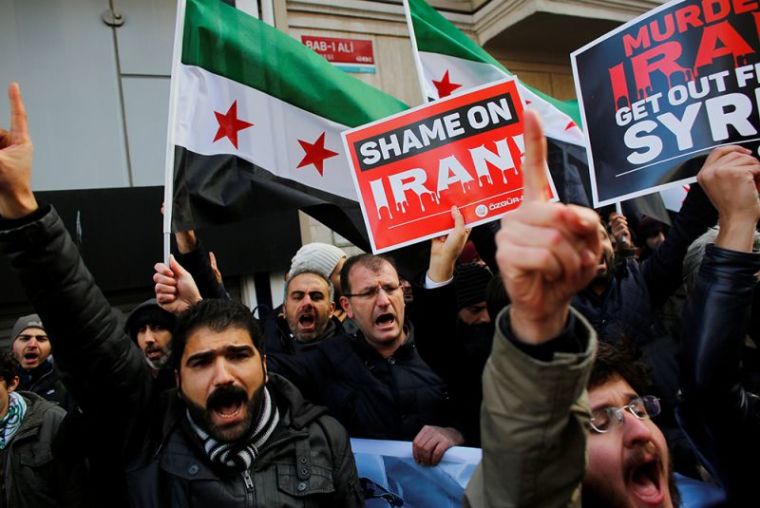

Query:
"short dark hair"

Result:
[[340, 254, 398, 295], [0, 352, 19, 386], [589, 341, 651, 395], [170, 299, 264, 369]]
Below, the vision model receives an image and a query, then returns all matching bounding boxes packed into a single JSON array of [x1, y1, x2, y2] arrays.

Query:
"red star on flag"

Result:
[[297, 132, 338, 176], [213, 101, 253, 149], [432, 70, 462, 98]]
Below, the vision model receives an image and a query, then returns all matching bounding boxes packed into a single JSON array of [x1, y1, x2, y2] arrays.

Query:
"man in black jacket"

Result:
[[679, 144, 760, 506], [0, 82, 362, 507], [0, 351, 86, 507], [9, 314, 72, 409]]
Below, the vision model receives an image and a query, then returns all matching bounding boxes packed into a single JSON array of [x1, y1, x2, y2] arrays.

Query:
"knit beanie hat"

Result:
[[454, 263, 493, 311], [289, 242, 346, 280], [125, 299, 176, 342], [10, 314, 45, 344]]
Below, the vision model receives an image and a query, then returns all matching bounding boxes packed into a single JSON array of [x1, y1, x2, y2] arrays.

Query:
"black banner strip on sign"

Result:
[[355, 93, 517, 171]]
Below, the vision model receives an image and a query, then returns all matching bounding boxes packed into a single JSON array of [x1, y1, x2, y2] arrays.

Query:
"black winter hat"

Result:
[[124, 299, 176, 342], [454, 263, 493, 311]]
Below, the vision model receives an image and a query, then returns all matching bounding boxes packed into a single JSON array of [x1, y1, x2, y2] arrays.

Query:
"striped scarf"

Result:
[[187, 387, 279, 471], [0, 393, 27, 450]]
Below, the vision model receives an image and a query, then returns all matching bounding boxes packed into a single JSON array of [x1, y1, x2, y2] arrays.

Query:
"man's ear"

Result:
[[339, 296, 352, 318], [174, 369, 180, 389], [329, 301, 336, 314], [7, 376, 19, 393], [262, 355, 268, 384]]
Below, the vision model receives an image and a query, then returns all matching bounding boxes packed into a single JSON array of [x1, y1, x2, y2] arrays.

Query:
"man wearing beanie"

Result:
[[125, 299, 176, 377], [10, 314, 72, 410], [454, 263, 493, 326], [289, 242, 347, 304]]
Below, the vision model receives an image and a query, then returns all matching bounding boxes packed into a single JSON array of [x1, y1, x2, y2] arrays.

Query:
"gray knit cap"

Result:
[[10, 314, 45, 345], [289, 242, 346, 280]]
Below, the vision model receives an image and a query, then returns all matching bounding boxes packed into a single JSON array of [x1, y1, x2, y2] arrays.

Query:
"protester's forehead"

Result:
[[17, 327, 46, 338], [349, 260, 398, 286], [183, 325, 256, 356], [588, 375, 639, 410], [288, 272, 329, 293]]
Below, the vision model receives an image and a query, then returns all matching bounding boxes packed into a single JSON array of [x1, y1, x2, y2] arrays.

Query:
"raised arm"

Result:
[[679, 145, 760, 503], [466, 111, 600, 508], [0, 83, 153, 420]]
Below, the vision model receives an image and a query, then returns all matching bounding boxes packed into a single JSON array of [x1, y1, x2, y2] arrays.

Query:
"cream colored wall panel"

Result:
[[550, 73, 577, 101]]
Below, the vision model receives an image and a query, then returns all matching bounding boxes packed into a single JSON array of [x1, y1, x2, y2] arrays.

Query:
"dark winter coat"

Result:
[[0, 205, 362, 508], [268, 326, 453, 440], [679, 244, 760, 506], [1, 392, 86, 508], [572, 184, 717, 346]]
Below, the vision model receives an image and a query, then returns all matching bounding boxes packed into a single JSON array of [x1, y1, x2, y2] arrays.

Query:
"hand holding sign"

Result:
[[0, 83, 37, 219], [496, 111, 601, 344]]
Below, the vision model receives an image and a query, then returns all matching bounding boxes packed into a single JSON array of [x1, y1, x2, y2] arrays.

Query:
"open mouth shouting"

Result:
[[626, 452, 666, 506], [374, 312, 397, 332], [207, 385, 248, 429], [22, 351, 40, 368], [297, 310, 316, 333]]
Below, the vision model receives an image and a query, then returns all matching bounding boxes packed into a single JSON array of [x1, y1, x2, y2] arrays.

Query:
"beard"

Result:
[[183, 383, 266, 443], [582, 458, 680, 508], [144, 344, 171, 370]]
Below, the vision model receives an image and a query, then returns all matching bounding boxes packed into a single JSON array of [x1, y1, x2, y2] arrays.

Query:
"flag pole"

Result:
[[402, 0, 431, 104], [162, 0, 188, 265]]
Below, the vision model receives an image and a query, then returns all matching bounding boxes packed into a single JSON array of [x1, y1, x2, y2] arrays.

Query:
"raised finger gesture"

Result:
[[495, 111, 601, 344], [0, 83, 37, 219]]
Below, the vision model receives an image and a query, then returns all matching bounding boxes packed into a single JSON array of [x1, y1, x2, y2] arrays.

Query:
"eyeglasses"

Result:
[[344, 283, 401, 300], [589, 395, 661, 434]]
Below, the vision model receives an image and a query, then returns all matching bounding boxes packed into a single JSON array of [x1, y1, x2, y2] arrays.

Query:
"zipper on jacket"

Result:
[[242, 470, 254, 508], [242, 469, 254, 491]]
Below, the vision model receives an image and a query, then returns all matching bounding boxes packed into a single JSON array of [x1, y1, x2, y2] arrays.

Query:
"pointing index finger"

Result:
[[521, 110, 549, 203], [8, 82, 29, 144]]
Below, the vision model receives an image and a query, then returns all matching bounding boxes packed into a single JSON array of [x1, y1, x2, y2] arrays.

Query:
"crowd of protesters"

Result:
[[1, 76, 760, 508]]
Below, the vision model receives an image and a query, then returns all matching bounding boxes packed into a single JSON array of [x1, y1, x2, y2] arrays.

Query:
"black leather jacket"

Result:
[[0, 206, 362, 508], [679, 243, 760, 506]]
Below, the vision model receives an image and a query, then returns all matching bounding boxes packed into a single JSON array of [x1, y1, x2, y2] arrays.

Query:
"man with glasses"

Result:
[[268, 253, 465, 466], [584, 342, 677, 507]]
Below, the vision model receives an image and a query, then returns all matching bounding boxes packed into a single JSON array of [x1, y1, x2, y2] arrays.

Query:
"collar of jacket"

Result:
[[11, 392, 50, 442], [163, 373, 327, 459], [275, 315, 342, 351], [351, 322, 416, 362], [17, 359, 53, 389]]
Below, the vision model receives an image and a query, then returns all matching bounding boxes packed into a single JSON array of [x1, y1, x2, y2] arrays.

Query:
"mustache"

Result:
[[206, 384, 248, 411]]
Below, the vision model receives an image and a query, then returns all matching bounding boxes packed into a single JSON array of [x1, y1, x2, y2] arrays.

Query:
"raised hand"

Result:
[[495, 111, 601, 344], [0, 83, 37, 219], [153, 255, 203, 315], [427, 206, 470, 283], [698, 145, 760, 252]]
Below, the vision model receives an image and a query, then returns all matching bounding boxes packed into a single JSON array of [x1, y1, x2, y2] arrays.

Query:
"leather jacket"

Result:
[[679, 243, 760, 506]]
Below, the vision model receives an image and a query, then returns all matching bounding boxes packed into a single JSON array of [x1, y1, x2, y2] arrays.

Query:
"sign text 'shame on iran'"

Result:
[[572, 0, 760, 206], [343, 79, 556, 253]]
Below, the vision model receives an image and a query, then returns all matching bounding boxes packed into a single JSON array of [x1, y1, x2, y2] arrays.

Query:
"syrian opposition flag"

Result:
[[403, 0, 592, 206], [164, 0, 408, 250]]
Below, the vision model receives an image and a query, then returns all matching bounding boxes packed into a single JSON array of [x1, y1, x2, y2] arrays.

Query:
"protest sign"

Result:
[[342, 78, 555, 253], [351, 438, 480, 507], [572, 0, 760, 207]]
